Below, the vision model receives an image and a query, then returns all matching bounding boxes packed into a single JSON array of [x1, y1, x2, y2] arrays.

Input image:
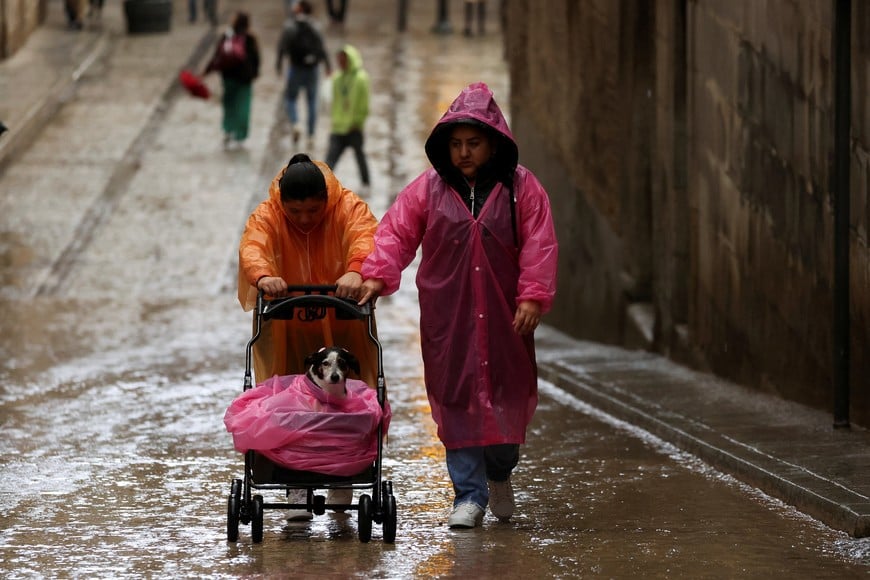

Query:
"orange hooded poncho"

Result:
[[238, 161, 379, 387]]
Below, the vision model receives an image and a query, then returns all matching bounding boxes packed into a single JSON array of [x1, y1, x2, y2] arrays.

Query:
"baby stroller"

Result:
[[225, 285, 396, 543]]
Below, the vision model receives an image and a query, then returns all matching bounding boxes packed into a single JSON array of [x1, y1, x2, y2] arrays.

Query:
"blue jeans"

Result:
[[445, 444, 519, 509], [284, 66, 319, 138]]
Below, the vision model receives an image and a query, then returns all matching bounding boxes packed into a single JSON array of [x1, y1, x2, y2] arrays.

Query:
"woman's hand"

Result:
[[358, 278, 385, 305], [513, 300, 542, 335], [257, 276, 288, 297], [335, 271, 363, 300]]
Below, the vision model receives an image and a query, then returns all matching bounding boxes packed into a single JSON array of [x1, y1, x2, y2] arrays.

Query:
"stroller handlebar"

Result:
[[259, 285, 372, 321]]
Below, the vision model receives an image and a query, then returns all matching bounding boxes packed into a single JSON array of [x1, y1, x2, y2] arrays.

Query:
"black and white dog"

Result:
[[304, 347, 361, 399]]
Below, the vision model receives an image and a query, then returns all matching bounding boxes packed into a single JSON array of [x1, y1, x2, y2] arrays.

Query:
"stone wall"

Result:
[[505, 0, 657, 346], [0, 0, 45, 59], [505, 0, 869, 426]]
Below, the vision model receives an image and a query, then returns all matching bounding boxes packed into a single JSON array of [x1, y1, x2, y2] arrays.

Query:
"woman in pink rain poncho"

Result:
[[359, 82, 558, 528]]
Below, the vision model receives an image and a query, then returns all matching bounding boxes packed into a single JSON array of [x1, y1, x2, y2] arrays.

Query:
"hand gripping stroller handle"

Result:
[[260, 285, 372, 321]]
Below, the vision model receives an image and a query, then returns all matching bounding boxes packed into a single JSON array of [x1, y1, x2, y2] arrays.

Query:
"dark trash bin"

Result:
[[123, 0, 173, 34]]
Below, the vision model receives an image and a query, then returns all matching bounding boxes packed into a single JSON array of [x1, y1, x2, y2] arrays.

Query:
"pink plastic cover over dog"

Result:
[[224, 374, 390, 476]]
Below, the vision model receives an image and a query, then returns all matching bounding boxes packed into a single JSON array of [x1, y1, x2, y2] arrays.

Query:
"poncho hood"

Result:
[[340, 44, 363, 73], [424, 82, 518, 187]]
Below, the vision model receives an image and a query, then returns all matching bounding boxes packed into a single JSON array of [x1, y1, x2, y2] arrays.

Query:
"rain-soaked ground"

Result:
[[1, 0, 869, 577], [2, 286, 869, 578]]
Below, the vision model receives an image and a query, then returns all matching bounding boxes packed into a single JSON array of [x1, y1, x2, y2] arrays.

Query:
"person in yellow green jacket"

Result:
[[325, 45, 371, 187]]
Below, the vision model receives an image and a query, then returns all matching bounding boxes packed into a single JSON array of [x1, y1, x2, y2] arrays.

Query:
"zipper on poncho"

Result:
[[469, 183, 476, 217]]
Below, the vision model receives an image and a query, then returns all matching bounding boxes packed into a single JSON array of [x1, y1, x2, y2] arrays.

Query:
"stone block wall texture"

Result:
[[0, 0, 44, 59], [505, 0, 869, 426]]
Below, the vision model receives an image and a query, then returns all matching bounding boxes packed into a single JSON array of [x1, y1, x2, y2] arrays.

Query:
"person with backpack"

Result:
[[204, 11, 261, 150], [276, 0, 332, 149]]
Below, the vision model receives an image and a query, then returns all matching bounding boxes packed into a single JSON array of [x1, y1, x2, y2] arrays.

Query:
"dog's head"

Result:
[[304, 347, 360, 398]]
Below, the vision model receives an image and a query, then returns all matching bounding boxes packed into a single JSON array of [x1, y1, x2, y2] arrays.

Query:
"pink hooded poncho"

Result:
[[361, 82, 558, 449], [224, 374, 391, 476]]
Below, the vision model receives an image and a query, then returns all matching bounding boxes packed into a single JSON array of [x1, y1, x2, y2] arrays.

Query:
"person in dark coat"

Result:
[[276, 0, 331, 148]]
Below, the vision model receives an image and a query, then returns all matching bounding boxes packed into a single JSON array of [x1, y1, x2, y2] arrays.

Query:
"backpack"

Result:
[[289, 21, 320, 67], [215, 33, 246, 70]]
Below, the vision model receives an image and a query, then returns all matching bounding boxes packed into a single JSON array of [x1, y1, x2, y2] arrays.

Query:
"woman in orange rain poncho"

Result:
[[238, 153, 379, 387]]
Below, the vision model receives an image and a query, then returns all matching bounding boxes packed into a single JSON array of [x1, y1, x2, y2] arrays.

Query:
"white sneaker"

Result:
[[487, 478, 515, 521], [326, 488, 353, 513], [285, 489, 313, 521], [448, 502, 484, 529]]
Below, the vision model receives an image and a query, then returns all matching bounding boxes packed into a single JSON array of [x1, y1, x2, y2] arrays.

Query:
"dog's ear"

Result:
[[304, 350, 321, 370], [341, 348, 361, 377]]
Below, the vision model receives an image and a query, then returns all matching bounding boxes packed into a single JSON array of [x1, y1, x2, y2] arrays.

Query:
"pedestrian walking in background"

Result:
[[325, 0, 348, 30], [463, 0, 486, 36], [325, 45, 370, 188], [87, 0, 104, 22], [188, 0, 218, 25], [277, 0, 332, 149], [359, 82, 558, 529], [204, 11, 260, 150], [64, 0, 84, 29]]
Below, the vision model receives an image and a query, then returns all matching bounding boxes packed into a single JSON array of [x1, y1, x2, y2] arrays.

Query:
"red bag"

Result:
[[178, 70, 210, 99]]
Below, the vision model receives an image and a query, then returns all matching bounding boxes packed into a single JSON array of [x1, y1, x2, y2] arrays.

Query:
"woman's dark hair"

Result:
[[279, 154, 327, 202], [232, 11, 250, 34]]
